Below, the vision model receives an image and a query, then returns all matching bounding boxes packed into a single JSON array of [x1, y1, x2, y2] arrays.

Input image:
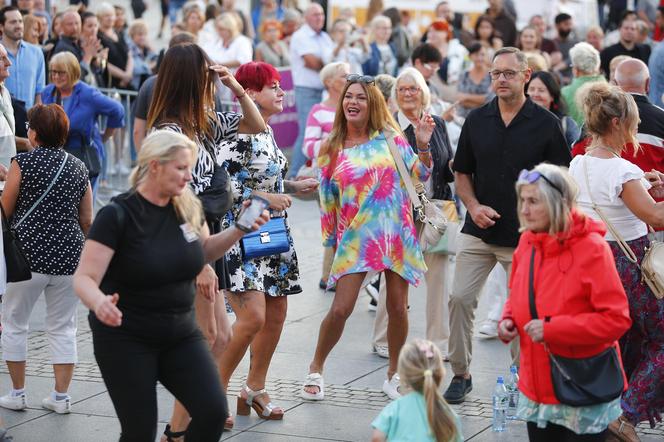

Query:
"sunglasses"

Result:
[[518, 169, 564, 196], [346, 74, 375, 85]]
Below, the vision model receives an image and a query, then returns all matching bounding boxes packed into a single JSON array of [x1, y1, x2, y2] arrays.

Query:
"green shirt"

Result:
[[561, 75, 606, 127]]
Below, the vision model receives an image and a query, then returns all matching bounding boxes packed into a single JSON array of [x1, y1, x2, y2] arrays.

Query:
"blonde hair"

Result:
[[130, 130, 204, 233], [216, 12, 241, 39], [128, 19, 148, 38], [578, 82, 640, 155], [516, 164, 579, 235], [394, 67, 431, 110], [398, 340, 458, 442], [369, 15, 391, 43], [320, 61, 349, 86], [49, 52, 81, 89], [96, 2, 115, 18]]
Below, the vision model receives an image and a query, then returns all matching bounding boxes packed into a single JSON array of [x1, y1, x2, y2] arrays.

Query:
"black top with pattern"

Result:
[[13, 148, 89, 275]]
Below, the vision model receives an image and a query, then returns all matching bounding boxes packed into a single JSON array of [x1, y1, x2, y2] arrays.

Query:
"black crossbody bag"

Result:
[[528, 247, 624, 406]]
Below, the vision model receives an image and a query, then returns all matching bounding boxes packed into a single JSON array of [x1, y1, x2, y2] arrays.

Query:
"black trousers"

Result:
[[527, 422, 608, 442], [91, 313, 227, 442]]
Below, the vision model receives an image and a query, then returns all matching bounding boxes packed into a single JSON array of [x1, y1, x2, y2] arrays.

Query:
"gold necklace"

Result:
[[590, 146, 620, 158]]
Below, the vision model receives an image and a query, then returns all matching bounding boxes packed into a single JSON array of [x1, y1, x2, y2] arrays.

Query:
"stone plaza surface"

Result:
[[1, 195, 663, 441]]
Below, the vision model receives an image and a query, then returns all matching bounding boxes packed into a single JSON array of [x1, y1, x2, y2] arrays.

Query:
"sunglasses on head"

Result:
[[346, 74, 375, 85], [518, 169, 564, 196]]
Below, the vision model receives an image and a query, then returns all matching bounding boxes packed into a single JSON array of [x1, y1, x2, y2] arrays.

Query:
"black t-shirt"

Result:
[[453, 97, 571, 247], [87, 192, 205, 322], [600, 42, 651, 78]]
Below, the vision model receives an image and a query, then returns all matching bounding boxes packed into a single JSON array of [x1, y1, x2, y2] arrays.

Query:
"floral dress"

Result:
[[221, 127, 302, 296], [318, 132, 430, 286]]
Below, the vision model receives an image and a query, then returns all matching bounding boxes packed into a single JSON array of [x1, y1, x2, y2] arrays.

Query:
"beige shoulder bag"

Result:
[[583, 158, 664, 299]]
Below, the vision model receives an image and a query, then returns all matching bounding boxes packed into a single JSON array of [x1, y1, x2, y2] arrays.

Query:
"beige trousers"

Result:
[[448, 232, 516, 376], [372, 252, 452, 353]]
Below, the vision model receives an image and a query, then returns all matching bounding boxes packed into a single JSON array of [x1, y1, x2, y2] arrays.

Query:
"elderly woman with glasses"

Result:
[[371, 67, 456, 361], [499, 163, 631, 441], [300, 74, 434, 401]]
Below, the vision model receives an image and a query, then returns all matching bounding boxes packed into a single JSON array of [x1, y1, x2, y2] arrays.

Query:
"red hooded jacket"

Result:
[[501, 211, 632, 404]]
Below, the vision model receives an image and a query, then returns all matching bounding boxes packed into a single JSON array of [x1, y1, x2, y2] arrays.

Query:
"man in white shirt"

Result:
[[0, 44, 15, 189], [288, 2, 333, 178]]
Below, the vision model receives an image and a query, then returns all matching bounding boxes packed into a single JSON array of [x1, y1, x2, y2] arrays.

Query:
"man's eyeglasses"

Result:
[[518, 169, 564, 196], [489, 69, 526, 80], [346, 74, 375, 85]]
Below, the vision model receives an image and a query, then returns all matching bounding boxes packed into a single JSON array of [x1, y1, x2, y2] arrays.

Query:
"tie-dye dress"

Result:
[[318, 131, 431, 287]]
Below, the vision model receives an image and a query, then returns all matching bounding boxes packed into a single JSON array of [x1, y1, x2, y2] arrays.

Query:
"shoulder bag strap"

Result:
[[383, 130, 423, 213], [582, 158, 638, 264], [14, 153, 68, 229], [528, 246, 538, 320]]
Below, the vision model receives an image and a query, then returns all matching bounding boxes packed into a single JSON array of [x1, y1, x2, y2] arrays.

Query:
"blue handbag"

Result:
[[241, 217, 290, 260]]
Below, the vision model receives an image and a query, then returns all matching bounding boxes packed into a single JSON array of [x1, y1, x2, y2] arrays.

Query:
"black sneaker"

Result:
[[443, 375, 472, 404]]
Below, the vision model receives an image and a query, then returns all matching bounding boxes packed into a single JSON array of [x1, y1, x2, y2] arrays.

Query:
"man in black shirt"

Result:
[[600, 15, 651, 78], [444, 47, 571, 404]]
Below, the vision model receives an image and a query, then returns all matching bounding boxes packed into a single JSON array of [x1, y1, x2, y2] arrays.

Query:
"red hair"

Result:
[[234, 62, 281, 92], [430, 19, 450, 33]]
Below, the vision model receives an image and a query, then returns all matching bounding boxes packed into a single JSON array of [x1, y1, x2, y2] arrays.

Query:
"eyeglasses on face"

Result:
[[518, 169, 564, 196], [489, 69, 526, 80], [50, 69, 67, 77], [397, 86, 420, 95], [346, 74, 375, 85]]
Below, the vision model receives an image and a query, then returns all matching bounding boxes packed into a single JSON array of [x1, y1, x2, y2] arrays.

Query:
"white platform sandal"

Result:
[[301, 372, 325, 401]]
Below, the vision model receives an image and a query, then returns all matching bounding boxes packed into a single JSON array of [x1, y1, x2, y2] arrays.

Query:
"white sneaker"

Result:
[[372, 344, 389, 359], [107, 165, 117, 176], [479, 320, 499, 338], [0, 392, 26, 410], [382, 374, 402, 400], [42, 395, 71, 414], [117, 164, 130, 175]]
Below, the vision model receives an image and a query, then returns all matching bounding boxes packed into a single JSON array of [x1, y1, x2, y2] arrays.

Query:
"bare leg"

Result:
[[53, 364, 74, 393], [6, 361, 25, 390], [383, 271, 409, 379], [218, 292, 267, 389], [243, 296, 287, 411], [305, 272, 366, 394]]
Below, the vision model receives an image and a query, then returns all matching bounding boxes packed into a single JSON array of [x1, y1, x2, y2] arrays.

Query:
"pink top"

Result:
[[303, 103, 336, 161]]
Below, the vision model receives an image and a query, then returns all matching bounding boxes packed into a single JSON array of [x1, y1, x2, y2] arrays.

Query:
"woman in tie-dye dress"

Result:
[[301, 74, 435, 401]]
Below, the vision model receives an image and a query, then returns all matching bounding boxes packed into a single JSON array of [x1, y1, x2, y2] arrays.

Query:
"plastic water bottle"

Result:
[[492, 377, 508, 432], [506, 365, 519, 420]]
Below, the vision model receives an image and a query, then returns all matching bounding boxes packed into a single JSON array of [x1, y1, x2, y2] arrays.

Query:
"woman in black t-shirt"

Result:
[[73, 130, 267, 442]]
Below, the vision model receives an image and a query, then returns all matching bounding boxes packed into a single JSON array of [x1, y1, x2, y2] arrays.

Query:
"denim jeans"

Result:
[[168, 0, 187, 24], [289, 86, 323, 178]]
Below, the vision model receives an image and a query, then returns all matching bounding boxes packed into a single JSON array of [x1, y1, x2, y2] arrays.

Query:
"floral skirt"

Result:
[[608, 236, 664, 428], [516, 393, 621, 434]]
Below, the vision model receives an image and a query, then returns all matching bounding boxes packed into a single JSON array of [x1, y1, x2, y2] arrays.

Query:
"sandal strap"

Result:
[[261, 401, 282, 417], [241, 383, 270, 406], [303, 372, 323, 388], [163, 424, 186, 441]]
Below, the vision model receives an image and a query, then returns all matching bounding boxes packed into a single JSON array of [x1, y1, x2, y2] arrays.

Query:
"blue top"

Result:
[[41, 82, 124, 162], [5, 40, 45, 109], [372, 392, 464, 442], [361, 42, 398, 77], [648, 42, 664, 108]]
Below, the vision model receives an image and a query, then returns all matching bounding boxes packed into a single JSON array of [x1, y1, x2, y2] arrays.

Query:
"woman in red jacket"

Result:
[[498, 163, 632, 441]]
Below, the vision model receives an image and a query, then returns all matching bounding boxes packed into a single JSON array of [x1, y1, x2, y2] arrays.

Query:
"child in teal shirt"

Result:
[[371, 340, 464, 442]]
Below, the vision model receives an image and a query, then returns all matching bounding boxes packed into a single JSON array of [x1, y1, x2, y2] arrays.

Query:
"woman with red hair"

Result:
[[219, 62, 318, 424], [426, 19, 468, 100]]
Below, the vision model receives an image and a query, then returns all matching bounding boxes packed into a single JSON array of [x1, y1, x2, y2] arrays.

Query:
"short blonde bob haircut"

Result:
[[49, 52, 81, 90], [319, 61, 349, 87], [516, 163, 579, 235], [130, 130, 204, 233], [216, 12, 241, 39], [393, 67, 431, 110]]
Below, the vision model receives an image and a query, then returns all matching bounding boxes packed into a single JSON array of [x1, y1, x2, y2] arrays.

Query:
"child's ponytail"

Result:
[[399, 340, 458, 442]]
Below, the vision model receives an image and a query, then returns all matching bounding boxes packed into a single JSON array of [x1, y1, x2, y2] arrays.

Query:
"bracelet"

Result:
[[417, 144, 431, 154]]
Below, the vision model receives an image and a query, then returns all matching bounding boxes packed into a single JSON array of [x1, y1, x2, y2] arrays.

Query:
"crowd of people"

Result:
[[0, 0, 661, 441]]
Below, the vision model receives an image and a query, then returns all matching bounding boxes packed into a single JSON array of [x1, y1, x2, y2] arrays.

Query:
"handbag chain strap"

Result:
[[383, 130, 426, 221], [582, 157, 638, 264], [14, 153, 68, 229]]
